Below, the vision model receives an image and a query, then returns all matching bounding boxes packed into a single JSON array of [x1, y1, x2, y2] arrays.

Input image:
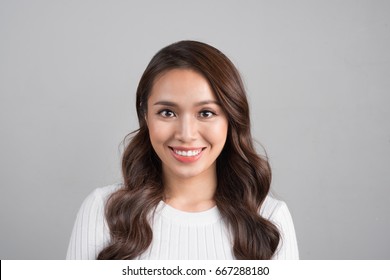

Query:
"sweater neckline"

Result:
[[156, 201, 221, 225]]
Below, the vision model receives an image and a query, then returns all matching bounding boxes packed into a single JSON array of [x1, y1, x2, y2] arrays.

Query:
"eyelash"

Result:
[[157, 109, 216, 118], [158, 109, 176, 118], [199, 110, 216, 118]]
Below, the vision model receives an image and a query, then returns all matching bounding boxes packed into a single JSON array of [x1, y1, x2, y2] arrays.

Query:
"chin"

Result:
[[169, 166, 207, 179], [173, 170, 203, 179]]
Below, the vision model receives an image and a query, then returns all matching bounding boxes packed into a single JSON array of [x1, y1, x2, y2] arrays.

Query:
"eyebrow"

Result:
[[153, 100, 221, 106]]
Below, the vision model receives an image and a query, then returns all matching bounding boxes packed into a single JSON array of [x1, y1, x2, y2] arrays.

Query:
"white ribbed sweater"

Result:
[[66, 183, 299, 260]]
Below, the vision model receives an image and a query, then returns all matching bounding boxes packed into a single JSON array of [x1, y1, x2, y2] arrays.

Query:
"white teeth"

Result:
[[174, 149, 202, 157]]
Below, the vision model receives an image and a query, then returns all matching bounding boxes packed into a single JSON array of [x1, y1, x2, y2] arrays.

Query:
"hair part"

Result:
[[97, 40, 280, 259]]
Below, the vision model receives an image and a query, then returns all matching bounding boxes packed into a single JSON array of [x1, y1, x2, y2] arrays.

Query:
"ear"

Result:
[[144, 110, 149, 126], [140, 101, 148, 126]]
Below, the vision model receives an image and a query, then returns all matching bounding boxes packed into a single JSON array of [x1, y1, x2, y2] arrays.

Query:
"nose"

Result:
[[175, 114, 198, 142]]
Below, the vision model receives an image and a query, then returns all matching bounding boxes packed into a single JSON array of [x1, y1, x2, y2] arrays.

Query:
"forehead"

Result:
[[148, 69, 217, 103]]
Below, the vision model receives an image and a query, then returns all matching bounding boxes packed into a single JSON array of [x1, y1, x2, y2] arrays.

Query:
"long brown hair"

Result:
[[97, 40, 280, 259]]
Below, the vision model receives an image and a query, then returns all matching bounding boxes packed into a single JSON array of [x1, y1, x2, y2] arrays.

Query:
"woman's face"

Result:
[[146, 68, 228, 181]]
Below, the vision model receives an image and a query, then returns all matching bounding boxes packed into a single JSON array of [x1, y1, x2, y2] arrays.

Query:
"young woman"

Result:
[[66, 40, 299, 260]]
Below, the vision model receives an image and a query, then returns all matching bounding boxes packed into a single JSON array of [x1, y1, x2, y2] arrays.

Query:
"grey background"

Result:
[[0, 0, 389, 259]]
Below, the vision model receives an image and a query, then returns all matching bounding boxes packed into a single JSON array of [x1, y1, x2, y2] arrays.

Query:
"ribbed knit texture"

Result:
[[66, 184, 299, 260]]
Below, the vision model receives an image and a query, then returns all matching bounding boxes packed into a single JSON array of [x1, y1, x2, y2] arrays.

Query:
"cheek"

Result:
[[148, 121, 170, 145], [206, 120, 228, 145], [148, 125, 161, 145], [218, 125, 229, 145]]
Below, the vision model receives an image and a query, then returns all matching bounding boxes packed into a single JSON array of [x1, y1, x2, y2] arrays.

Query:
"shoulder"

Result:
[[66, 183, 124, 259], [74, 183, 124, 216], [72, 182, 124, 221], [260, 195, 289, 221], [84, 182, 124, 205], [260, 195, 300, 259], [94, 182, 124, 200], [259, 195, 297, 236]]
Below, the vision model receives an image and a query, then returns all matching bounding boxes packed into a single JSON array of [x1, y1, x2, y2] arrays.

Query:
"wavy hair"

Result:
[[97, 40, 280, 259]]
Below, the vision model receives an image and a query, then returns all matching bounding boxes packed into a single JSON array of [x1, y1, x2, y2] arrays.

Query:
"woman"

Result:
[[66, 40, 299, 260]]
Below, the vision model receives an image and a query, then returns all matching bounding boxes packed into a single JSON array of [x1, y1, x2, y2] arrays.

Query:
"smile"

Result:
[[173, 149, 202, 157], [169, 147, 205, 163]]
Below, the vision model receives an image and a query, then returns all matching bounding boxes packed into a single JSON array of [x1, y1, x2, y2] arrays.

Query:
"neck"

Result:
[[162, 166, 217, 212]]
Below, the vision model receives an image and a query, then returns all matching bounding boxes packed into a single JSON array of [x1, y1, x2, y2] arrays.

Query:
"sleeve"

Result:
[[270, 201, 299, 260], [66, 188, 110, 260]]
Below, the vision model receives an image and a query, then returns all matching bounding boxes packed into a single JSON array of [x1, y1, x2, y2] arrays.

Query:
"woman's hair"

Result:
[[97, 40, 280, 259]]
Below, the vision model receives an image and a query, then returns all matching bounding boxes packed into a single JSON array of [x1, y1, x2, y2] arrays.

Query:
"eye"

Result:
[[158, 109, 176, 118], [199, 110, 216, 118]]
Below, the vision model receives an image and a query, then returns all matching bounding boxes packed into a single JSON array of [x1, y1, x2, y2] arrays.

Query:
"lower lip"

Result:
[[169, 148, 204, 163]]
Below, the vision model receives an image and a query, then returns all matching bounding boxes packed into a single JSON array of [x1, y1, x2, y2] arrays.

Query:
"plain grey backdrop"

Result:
[[0, 0, 389, 259]]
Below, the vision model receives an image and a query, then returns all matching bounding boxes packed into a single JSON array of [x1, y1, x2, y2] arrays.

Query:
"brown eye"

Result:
[[158, 109, 176, 118], [199, 110, 215, 118]]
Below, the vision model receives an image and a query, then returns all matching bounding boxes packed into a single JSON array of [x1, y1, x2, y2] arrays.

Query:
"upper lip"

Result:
[[169, 146, 206, 151]]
